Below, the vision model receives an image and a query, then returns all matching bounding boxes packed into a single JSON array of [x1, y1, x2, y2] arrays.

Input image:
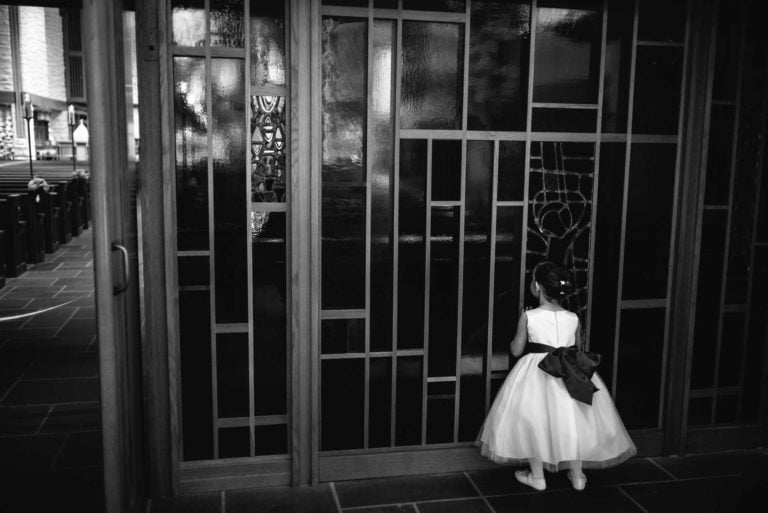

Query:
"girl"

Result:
[[477, 261, 636, 491]]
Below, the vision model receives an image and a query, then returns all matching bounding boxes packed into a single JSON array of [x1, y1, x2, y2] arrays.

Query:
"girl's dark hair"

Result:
[[533, 261, 574, 301]]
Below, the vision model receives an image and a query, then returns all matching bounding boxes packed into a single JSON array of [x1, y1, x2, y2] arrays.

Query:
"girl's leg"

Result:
[[515, 458, 547, 490], [568, 460, 583, 477], [567, 460, 586, 490], [529, 458, 544, 479]]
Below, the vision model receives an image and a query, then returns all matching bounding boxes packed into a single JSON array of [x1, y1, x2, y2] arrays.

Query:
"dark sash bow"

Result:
[[525, 343, 601, 405]]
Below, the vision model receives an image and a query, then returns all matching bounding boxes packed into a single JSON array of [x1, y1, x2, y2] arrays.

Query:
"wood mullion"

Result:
[[485, 140, 499, 413], [421, 138, 433, 445], [244, 0, 255, 458], [391, 0, 403, 448], [363, 0, 373, 451]]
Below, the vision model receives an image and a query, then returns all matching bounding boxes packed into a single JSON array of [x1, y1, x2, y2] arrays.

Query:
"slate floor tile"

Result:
[[226, 484, 338, 513], [334, 473, 478, 508], [417, 498, 492, 513], [0, 467, 104, 513], [0, 405, 49, 435], [488, 486, 645, 513], [55, 431, 103, 468], [345, 506, 417, 513], [0, 434, 66, 472], [18, 306, 77, 329], [25, 353, 98, 379], [2, 335, 94, 353], [467, 466, 570, 496], [26, 261, 63, 271], [152, 493, 221, 513], [652, 450, 768, 479], [2, 377, 99, 405], [57, 318, 97, 337], [621, 476, 747, 513], [39, 402, 101, 433]]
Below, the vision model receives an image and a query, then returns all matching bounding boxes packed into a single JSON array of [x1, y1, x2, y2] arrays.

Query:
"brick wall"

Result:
[[0, 6, 13, 94], [45, 9, 66, 103]]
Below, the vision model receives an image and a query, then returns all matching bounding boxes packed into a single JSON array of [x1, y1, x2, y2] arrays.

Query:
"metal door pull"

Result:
[[112, 242, 129, 295]]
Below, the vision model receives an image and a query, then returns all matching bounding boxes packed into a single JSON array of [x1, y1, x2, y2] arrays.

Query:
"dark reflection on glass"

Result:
[[218, 427, 250, 458], [468, 1, 530, 131], [172, 0, 205, 47], [398, 140, 427, 349], [498, 142, 525, 201], [403, 0, 465, 12], [714, 395, 738, 424], [718, 313, 745, 388], [429, 206, 460, 378], [691, 211, 726, 389], [712, 4, 739, 102], [741, 247, 768, 421], [616, 307, 666, 429], [744, 1, 767, 69], [323, 0, 367, 5], [532, 108, 597, 132], [217, 334, 249, 418], [375, 0, 398, 8], [602, 0, 632, 133], [322, 318, 365, 354], [174, 57, 209, 251], [369, 358, 392, 447], [180, 290, 212, 461], [687, 397, 711, 426], [322, 359, 365, 450], [251, 96, 287, 202], [179, 256, 209, 287], [401, 22, 464, 129], [637, 0, 685, 43], [252, 212, 287, 416], [211, 0, 244, 48], [632, 47, 683, 135], [427, 393, 455, 444], [253, 424, 287, 455], [396, 356, 423, 446], [589, 143, 625, 391], [212, 59, 248, 323], [432, 140, 461, 201], [492, 207, 522, 372], [322, 186, 366, 309], [533, 6, 601, 104], [371, 20, 396, 353], [622, 143, 675, 300], [251, 0, 286, 87], [704, 105, 735, 206]]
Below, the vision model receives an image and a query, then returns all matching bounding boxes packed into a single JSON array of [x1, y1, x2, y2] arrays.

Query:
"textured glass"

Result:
[[323, 0, 367, 5], [252, 212, 287, 417], [178, 256, 209, 287], [218, 427, 250, 458], [602, 0, 632, 133], [632, 47, 683, 135], [428, 206, 460, 378], [212, 59, 248, 323], [179, 290, 213, 461], [691, 211, 727, 389], [468, 1, 530, 131], [321, 359, 365, 450], [211, 0, 244, 48], [217, 334, 249, 418], [375, 0, 398, 7], [712, 5, 739, 102], [250, 1, 286, 87], [371, 20, 396, 352], [687, 397, 712, 426], [526, 141, 594, 317], [398, 140, 427, 349], [401, 22, 464, 129], [714, 395, 738, 424], [431, 140, 461, 201], [498, 141, 525, 201], [533, 7, 601, 104], [616, 307, 666, 429], [174, 57, 209, 251], [395, 356, 423, 446], [704, 105, 735, 206], [637, 0, 685, 43], [172, 0, 205, 47], [321, 318, 365, 354], [622, 143, 676, 300], [403, 0, 465, 11], [253, 424, 287, 455], [491, 206, 522, 372], [741, 247, 768, 421], [251, 96, 287, 202], [718, 313, 745, 388], [532, 108, 597, 132], [369, 358, 392, 448], [744, 1, 766, 69]]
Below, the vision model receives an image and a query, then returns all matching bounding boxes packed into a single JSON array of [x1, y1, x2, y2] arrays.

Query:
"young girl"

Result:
[[478, 261, 636, 491]]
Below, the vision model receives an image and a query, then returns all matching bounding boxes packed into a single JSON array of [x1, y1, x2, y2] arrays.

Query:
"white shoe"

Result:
[[567, 471, 587, 491], [515, 470, 546, 491]]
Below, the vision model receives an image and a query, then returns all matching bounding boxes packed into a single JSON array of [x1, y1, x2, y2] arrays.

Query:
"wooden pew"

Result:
[[0, 194, 27, 277], [0, 185, 46, 264]]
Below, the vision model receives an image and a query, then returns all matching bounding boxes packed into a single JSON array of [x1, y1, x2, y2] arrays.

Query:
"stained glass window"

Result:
[[251, 95, 287, 203]]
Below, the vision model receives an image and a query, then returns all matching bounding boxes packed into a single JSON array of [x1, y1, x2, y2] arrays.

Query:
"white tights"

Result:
[[527, 459, 584, 479]]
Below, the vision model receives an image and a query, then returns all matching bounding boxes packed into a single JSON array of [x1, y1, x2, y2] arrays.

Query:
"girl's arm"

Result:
[[509, 312, 528, 357]]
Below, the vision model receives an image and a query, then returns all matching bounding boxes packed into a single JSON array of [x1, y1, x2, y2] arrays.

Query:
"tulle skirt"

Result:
[[477, 353, 637, 472]]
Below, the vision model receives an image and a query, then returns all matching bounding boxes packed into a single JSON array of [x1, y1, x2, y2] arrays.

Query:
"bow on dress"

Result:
[[527, 343, 601, 405]]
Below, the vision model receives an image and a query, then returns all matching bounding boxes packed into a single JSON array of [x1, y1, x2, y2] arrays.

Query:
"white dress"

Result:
[[478, 308, 637, 472]]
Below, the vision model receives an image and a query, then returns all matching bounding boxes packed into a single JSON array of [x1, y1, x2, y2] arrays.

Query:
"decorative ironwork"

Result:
[[251, 95, 286, 203]]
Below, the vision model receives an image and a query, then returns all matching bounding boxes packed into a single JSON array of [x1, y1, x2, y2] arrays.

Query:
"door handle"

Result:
[[112, 242, 130, 295]]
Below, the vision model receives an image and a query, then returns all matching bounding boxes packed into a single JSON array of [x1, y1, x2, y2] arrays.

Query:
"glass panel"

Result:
[[402, 0, 465, 12], [468, 0, 530, 131], [375, 0, 398, 8], [398, 140, 427, 349], [321, 359, 365, 450], [172, 0, 205, 47], [428, 206, 460, 378], [371, 20, 396, 352], [323, 0, 367, 6], [212, 59, 248, 324], [396, 356, 423, 446], [401, 21, 464, 129], [637, 0, 686, 43], [253, 424, 287, 455], [431, 140, 462, 201], [252, 212, 287, 416], [687, 396, 712, 426], [532, 108, 597, 132], [322, 318, 365, 354], [533, 5, 601, 104], [426, 382, 455, 444], [174, 57, 209, 251], [218, 427, 250, 458], [179, 256, 209, 287], [712, 4, 739, 102], [602, 0, 633, 133], [251, 96, 287, 202], [492, 206, 522, 372], [616, 307, 666, 429], [632, 47, 683, 135], [179, 290, 213, 461], [714, 395, 738, 424], [718, 313, 745, 388], [622, 143, 676, 300], [691, 210, 727, 389], [211, 0, 244, 48], [369, 358, 392, 448], [589, 143, 625, 391], [217, 334, 249, 418], [741, 247, 768, 421], [250, 0, 286, 88], [704, 105, 735, 206], [322, 186, 366, 309], [743, 0, 766, 69], [498, 141, 525, 201]]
